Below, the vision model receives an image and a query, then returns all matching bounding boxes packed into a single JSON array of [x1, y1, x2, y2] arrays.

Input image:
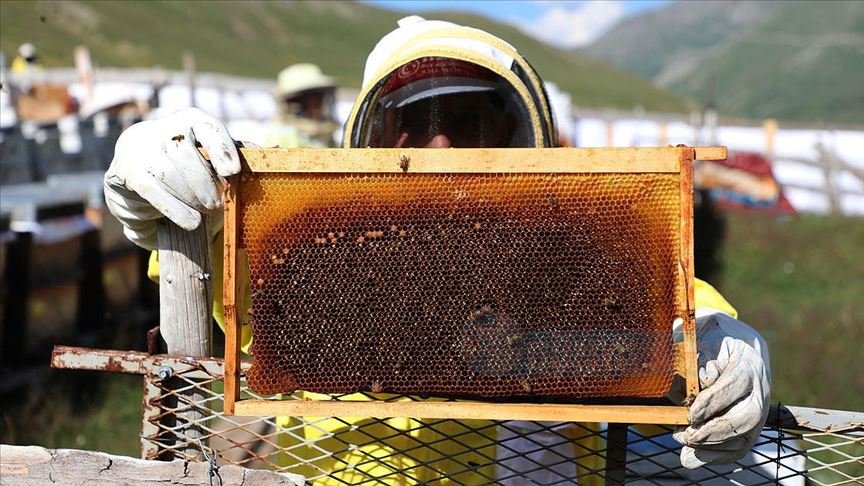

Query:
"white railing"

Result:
[[4, 68, 863, 215]]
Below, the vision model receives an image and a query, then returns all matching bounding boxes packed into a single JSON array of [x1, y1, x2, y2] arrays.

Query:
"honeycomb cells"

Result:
[[240, 172, 682, 399]]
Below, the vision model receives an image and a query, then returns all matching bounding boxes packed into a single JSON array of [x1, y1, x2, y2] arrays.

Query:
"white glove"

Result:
[[674, 310, 771, 469], [104, 108, 240, 249]]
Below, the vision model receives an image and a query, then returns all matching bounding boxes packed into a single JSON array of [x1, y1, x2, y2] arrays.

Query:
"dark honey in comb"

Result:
[[241, 173, 681, 399]]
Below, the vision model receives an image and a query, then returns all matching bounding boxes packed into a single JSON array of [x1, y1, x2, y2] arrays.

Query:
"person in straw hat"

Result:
[[266, 62, 340, 148]]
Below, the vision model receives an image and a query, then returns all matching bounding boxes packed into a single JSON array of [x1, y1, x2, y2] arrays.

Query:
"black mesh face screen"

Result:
[[240, 172, 682, 399]]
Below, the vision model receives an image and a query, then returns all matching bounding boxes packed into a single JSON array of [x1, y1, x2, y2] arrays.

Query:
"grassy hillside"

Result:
[[0, 0, 690, 112], [673, 1, 864, 124], [584, 1, 864, 124], [583, 1, 782, 83]]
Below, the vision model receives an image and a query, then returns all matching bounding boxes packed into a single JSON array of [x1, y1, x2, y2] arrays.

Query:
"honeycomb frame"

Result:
[[222, 147, 727, 424]]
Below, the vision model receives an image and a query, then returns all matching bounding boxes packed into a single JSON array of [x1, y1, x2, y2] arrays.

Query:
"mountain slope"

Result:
[[583, 0, 864, 123], [583, 1, 782, 83], [0, 0, 690, 112]]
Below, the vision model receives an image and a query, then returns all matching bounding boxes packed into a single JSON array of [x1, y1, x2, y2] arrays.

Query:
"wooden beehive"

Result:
[[223, 146, 726, 424]]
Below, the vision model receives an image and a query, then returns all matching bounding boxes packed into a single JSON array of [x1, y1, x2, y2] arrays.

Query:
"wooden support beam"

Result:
[[233, 400, 690, 425]]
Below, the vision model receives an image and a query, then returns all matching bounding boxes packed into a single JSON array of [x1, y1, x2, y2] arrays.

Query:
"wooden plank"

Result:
[[239, 147, 694, 173], [678, 149, 700, 401], [783, 153, 864, 182], [0, 444, 303, 485], [222, 175, 241, 415], [693, 146, 727, 161], [233, 399, 690, 425], [766, 405, 864, 433], [778, 182, 830, 193]]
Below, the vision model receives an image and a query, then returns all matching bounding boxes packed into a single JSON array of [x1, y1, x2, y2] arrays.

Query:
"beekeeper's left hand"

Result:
[[673, 311, 771, 469]]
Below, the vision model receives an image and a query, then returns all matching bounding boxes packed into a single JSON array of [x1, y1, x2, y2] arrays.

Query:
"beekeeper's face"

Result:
[[356, 57, 535, 149], [379, 92, 518, 148], [283, 88, 336, 121]]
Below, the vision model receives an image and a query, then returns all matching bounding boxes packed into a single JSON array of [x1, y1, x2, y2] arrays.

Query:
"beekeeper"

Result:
[[104, 15, 770, 481], [10, 42, 45, 91], [267, 62, 340, 148], [10, 42, 42, 75]]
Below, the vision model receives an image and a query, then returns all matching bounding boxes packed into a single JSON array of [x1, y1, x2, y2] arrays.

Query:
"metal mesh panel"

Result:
[[138, 359, 864, 485], [239, 173, 682, 399]]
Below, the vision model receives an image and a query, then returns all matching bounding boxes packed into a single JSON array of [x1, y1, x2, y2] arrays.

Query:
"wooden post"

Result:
[[704, 106, 718, 146], [604, 423, 629, 485], [762, 118, 778, 162], [76, 226, 104, 335], [157, 219, 212, 459], [183, 51, 196, 108], [73, 46, 94, 107], [817, 142, 842, 215], [605, 119, 615, 146], [690, 110, 702, 146], [1, 232, 31, 363]]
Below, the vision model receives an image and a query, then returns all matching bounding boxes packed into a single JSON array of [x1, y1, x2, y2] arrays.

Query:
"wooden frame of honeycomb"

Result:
[[222, 146, 726, 424]]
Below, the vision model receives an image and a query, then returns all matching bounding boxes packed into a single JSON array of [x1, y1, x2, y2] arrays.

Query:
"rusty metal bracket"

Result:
[[51, 345, 235, 378]]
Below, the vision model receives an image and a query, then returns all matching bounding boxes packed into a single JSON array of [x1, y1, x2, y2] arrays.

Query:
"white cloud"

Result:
[[518, 1, 626, 49]]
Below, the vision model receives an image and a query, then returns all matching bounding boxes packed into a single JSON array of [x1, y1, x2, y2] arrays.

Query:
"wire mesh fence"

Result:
[[118, 351, 861, 485], [48, 347, 862, 484]]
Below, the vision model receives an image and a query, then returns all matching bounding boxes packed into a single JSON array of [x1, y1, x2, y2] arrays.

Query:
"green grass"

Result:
[[0, 372, 142, 457], [719, 212, 863, 410], [0, 0, 690, 113]]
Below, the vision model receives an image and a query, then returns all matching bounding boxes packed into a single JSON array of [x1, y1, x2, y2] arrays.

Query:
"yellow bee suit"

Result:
[[264, 115, 339, 149], [10, 56, 43, 75]]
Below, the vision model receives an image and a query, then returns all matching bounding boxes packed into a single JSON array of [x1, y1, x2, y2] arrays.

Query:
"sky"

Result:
[[362, 0, 672, 49]]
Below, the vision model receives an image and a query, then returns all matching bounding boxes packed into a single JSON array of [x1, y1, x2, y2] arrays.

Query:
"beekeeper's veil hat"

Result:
[[344, 16, 557, 148]]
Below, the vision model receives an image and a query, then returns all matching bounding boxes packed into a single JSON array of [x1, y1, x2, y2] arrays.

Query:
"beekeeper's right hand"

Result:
[[104, 108, 240, 250]]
